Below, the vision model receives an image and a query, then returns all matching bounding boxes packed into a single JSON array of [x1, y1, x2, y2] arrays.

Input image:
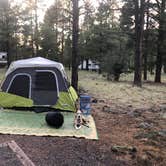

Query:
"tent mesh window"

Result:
[[8, 75, 30, 98], [35, 72, 57, 91], [33, 71, 58, 105]]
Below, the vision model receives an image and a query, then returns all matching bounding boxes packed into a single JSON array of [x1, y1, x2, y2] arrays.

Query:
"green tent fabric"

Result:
[[0, 110, 98, 140], [0, 92, 33, 108], [54, 86, 78, 112], [0, 86, 78, 112]]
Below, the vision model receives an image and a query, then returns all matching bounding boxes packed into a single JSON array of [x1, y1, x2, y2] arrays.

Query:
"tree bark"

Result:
[[61, 22, 65, 64], [85, 59, 89, 70], [30, 5, 34, 57], [164, 61, 166, 73], [143, 0, 150, 81], [5, 0, 11, 67], [81, 59, 84, 70], [155, 0, 165, 83], [34, 0, 39, 56], [6, 33, 11, 67], [71, 0, 79, 91], [133, 0, 145, 87]]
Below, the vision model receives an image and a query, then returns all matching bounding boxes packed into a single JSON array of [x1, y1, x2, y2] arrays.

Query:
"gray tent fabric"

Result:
[[6, 57, 66, 78], [1, 57, 69, 106]]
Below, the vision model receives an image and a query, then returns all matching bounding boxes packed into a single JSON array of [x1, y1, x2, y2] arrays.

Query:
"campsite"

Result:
[[0, 0, 166, 165], [0, 68, 166, 165]]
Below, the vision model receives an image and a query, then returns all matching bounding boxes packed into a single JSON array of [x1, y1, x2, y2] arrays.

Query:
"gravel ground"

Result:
[[0, 136, 127, 166]]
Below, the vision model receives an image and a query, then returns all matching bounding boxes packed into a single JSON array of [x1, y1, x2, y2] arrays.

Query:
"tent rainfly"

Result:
[[0, 57, 78, 112]]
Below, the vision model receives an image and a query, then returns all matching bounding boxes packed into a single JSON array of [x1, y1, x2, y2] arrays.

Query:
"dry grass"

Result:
[[75, 71, 166, 109], [0, 68, 6, 82]]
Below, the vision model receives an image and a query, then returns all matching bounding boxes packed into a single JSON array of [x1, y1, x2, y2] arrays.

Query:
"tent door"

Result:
[[33, 70, 59, 105], [7, 74, 31, 98]]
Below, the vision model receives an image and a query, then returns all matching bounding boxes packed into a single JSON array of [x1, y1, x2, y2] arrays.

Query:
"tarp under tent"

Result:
[[0, 57, 78, 112]]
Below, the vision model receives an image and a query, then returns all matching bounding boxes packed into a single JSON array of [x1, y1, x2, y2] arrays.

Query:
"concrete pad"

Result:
[[0, 141, 35, 166]]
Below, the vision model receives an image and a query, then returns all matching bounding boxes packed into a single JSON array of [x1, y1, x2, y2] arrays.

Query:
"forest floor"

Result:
[[0, 68, 166, 165]]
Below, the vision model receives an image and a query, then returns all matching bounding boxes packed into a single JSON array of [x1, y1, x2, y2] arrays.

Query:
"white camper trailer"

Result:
[[0, 52, 7, 67], [79, 59, 99, 71]]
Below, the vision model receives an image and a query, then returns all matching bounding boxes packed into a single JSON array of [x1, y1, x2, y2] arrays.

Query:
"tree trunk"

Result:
[[61, 23, 65, 64], [143, 0, 150, 81], [81, 59, 84, 70], [150, 68, 153, 75], [155, 0, 165, 83], [6, 34, 11, 67], [164, 62, 166, 73], [34, 0, 39, 56], [5, 0, 11, 67], [30, 7, 34, 57], [133, 0, 145, 87], [85, 59, 89, 71], [71, 0, 79, 91]]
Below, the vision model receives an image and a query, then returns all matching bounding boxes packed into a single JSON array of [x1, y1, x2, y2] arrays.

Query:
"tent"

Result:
[[0, 57, 78, 112]]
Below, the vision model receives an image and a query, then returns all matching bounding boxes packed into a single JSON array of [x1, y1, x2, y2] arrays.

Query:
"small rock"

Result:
[[141, 155, 148, 160], [158, 130, 166, 137], [160, 104, 166, 112], [102, 105, 110, 112], [91, 99, 98, 103], [102, 106, 117, 114], [140, 138, 148, 142], [161, 113, 166, 119], [137, 154, 151, 165], [138, 122, 153, 129], [134, 131, 159, 140], [111, 145, 137, 154], [98, 99, 105, 103], [145, 151, 159, 160], [127, 110, 141, 117], [120, 110, 128, 114]]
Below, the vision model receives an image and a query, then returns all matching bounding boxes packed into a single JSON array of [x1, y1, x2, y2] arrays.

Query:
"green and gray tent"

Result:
[[0, 57, 78, 112]]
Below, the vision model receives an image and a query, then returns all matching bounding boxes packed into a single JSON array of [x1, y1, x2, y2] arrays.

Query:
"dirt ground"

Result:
[[0, 98, 165, 166]]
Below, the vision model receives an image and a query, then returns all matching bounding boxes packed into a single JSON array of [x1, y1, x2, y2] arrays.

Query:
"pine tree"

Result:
[[155, 0, 166, 83], [71, 0, 79, 91], [133, 0, 145, 87]]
